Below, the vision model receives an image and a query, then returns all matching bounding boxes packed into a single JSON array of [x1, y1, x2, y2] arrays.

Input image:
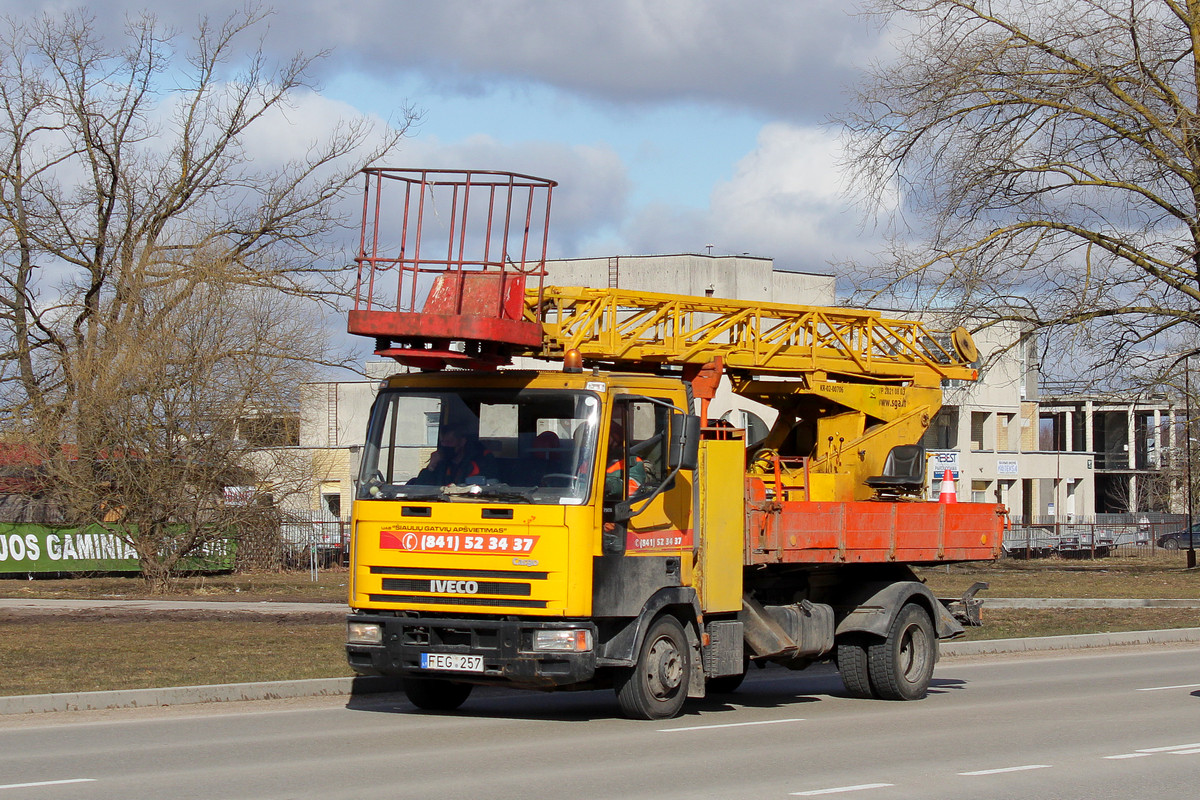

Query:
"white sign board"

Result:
[[928, 450, 959, 479]]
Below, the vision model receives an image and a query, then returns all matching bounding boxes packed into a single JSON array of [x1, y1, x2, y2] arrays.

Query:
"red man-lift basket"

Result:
[[347, 169, 556, 369]]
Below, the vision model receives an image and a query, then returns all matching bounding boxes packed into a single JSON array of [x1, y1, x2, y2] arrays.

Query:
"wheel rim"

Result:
[[645, 633, 684, 700], [898, 622, 931, 683]]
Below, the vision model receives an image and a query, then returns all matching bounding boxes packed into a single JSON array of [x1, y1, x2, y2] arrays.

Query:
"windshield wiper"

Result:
[[389, 486, 448, 501], [444, 483, 534, 503]]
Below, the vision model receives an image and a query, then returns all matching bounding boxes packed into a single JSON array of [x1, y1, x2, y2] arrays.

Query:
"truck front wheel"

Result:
[[867, 603, 936, 700], [403, 677, 473, 711], [615, 614, 691, 720]]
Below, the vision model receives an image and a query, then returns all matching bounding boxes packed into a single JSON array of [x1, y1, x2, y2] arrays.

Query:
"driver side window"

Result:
[[607, 399, 669, 499]]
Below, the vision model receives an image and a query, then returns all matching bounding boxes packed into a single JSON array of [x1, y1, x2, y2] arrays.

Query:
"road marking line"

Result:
[[1104, 753, 1154, 760], [958, 765, 1051, 776], [1136, 743, 1200, 753], [659, 717, 806, 732], [1136, 683, 1200, 692], [0, 779, 96, 791], [1169, 748, 1200, 755], [790, 784, 894, 796]]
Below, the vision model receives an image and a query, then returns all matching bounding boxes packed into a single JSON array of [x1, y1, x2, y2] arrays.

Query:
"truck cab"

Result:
[[346, 369, 707, 715]]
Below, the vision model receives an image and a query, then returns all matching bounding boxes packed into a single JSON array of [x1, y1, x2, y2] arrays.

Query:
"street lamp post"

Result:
[[1187, 358, 1196, 569]]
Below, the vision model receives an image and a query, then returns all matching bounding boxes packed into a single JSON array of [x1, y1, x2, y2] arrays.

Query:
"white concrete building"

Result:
[[1037, 391, 1181, 514], [920, 322, 1094, 520]]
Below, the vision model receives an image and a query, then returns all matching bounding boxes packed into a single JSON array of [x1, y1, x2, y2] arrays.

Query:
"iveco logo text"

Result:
[[512, 558, 539, 567], [431, 579, 479, 594]]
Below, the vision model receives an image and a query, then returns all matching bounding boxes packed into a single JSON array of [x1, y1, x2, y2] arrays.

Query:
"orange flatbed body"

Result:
[[746, 499, 1005, 566]]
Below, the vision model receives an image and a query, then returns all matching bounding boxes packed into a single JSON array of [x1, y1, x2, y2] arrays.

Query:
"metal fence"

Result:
[[279, 509, 348, 575], [1003, 514, 1193, 559]]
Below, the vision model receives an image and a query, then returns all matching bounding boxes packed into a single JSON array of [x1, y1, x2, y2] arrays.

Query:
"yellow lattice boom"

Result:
[[526, 286, 978, 386]]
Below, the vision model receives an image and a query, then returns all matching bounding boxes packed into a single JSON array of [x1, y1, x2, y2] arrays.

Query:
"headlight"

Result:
[[346, 621, 383, 645], [532, 628, 593, 652]]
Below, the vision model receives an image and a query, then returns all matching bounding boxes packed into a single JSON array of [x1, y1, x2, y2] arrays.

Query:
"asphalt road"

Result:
[[1, 645, 1198, 800]]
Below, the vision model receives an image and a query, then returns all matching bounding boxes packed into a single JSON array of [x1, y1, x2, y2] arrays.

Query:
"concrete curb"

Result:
[[0, 676, 398, 716], [3, 628, 1199, 716], [984, 598, 1200, 609], [0, 598, 347, 615]]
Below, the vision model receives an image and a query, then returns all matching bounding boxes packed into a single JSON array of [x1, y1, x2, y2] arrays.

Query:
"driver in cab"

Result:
[[411, 421, 490, 486], [604, 417, 645, 501]]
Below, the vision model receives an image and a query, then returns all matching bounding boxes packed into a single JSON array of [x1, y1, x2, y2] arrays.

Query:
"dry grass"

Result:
[[959, 608, 1200, 641], [0, 613, 349, 696], [916, 555, 1200, 599]]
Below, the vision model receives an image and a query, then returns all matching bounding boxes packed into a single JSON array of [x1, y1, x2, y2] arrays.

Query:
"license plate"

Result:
[[420, 653, 485, 673]]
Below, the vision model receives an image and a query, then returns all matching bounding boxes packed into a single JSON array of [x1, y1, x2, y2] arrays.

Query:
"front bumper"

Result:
[[345, 612, 598, 688]]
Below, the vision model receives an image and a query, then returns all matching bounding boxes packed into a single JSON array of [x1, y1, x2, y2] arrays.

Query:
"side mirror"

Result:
[[608, 499, 634, 524], [348, 446, 362, 484], [668, 413, 701, 471]]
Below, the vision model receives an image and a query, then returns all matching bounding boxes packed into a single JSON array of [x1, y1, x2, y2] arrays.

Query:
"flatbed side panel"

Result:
[[747, 500, 1003, 565]]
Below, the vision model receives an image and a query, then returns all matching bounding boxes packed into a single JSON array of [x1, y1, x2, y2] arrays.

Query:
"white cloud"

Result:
[[230, 89, 398, 170], [1, 1, 881, 122], [391, 134, 632, 256], [622, 123, 887, 273]]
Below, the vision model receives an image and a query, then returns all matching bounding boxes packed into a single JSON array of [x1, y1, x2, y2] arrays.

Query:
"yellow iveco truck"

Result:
[[343, 170, 1004, 719]]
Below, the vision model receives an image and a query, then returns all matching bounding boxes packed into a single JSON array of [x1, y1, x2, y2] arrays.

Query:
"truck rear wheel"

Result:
[[615, 614, 690, 720], [835, 633, 875, 699], [403, 677, 473, 711], [867, 603, 935, 700]]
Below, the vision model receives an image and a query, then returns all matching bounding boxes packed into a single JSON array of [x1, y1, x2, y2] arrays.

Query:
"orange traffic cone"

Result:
[[938, 469, 957, 503]]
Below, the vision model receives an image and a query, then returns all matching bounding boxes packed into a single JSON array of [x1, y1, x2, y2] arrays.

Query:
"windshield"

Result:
[[357, 387, 600, 505]]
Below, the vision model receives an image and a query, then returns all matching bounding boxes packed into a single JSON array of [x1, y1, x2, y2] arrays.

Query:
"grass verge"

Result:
[[1, 608, 1198, 697], [0, 613, 350, 696], [915, 556, 1200, 599]]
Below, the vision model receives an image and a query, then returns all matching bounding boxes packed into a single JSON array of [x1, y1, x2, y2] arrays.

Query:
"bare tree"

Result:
[[0, 8, 412, 589], [47, 279, 332, 589], [840, 0, 1200, 389]]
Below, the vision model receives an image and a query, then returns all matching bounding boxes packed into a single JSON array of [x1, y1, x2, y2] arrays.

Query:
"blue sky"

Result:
[[3, 1, 898, 283]]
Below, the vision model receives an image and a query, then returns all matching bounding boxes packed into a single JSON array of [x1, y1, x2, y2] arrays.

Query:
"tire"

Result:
[[867, 603, 936, 701], [835, 633, 875, 699], [1162, 538, 1179, 550], [615, 614, 691, 719], [403, 677, 473, 711]]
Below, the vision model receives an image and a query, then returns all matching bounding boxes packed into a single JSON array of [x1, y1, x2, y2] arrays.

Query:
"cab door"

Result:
[[592, 394, 696, 617], [611, 395, 693, 552]]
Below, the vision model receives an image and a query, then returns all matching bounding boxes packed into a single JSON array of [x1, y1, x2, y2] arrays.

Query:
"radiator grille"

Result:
[[368, 593, 548, 608], [380, 578, 532, 597]]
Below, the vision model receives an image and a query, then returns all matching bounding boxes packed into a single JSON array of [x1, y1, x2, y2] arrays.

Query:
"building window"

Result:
[[238, 414, 300, 447], [970, 412, 990, 451], [998, 413, 1013, 451], [923, 407, 958, 450]]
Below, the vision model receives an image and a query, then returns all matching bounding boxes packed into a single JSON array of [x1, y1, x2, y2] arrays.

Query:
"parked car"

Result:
[[1157, 522, 1200, 550]]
